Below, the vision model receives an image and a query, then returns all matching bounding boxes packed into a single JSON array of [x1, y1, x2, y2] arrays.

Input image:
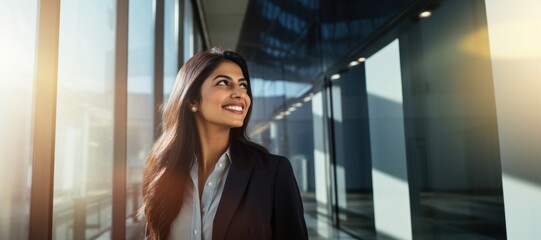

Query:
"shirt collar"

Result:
[[190, 147, 232, 168], [223, 147, 232, 164]]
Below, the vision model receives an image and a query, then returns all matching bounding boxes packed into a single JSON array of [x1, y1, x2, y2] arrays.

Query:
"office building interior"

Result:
[[1, 0, 540, 239]]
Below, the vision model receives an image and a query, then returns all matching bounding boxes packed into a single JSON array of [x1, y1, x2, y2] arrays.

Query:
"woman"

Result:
[[141, 48, 308, 240]]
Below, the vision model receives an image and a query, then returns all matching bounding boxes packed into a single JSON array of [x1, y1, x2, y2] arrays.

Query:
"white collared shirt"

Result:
[[168, 150, 232, 240]]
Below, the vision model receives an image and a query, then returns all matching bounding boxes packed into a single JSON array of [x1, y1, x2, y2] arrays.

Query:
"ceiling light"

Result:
[[348, 61, 359, 67], [419, 10, 432, 18], [295, 102, 302, 107], [357, 57, 366, 62], [331, 74, 340, 80]]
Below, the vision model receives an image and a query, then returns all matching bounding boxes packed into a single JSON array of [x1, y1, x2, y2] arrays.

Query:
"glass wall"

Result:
[[0, 0, 203, 238], [183, 0, 195, 63], [242, 0, 534, 239], [0, 1, 38, 239], [398, 1, 505, 238], [126, 0, 155, 237], [484, 0, 541, 238], [163, 0, 180, 98], [52, 0, 117, 239], [330, 1, 501, 237], [328, 65, 375, 238]]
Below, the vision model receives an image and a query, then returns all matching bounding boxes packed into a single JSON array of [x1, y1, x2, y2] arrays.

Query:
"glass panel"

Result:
[[183, 0, 194, 62], [365, 39, 412, 239], [484, 0, 541, 238], [399, 0, 505, 238], [0, 0, 38, 239], [193, 20, 204, 53], [126, 0, 155, 238], [163, 0, 179, 99], [53, 1, 116, 239], [329, 65, 375, 238]]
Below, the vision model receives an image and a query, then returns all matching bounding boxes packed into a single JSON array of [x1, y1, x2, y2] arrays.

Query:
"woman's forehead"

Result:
[[210, 60, 245, 78]]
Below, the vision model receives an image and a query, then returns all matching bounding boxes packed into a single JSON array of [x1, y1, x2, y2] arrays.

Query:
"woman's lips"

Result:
[[223, 104, 244, 114]]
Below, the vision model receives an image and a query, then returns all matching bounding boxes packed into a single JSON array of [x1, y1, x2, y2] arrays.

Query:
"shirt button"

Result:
[[194, 229, 198, 235], [218, 163, 223, 168], [207, 182, 213, 187]]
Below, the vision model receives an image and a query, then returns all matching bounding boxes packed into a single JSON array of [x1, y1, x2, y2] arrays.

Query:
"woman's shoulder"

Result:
[[266, 153, 289, 164], [247, 150, 291, 172]]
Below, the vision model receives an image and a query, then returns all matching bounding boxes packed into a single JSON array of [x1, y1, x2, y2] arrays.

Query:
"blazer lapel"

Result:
[[212, 159, 254, 240]]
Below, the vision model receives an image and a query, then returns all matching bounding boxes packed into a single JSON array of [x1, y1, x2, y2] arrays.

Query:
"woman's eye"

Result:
[[240, 82, 248, 88], [217, 80, 228, 86]]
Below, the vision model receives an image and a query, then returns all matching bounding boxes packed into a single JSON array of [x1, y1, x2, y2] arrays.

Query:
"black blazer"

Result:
[[211, 151, 308, 240]]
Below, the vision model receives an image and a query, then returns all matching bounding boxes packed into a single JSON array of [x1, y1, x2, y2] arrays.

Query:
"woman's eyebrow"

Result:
[[213, 74, 232, 81], [213, 74, 246, 82]]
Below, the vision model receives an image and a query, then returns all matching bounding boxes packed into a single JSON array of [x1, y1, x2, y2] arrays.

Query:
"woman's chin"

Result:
[[226, 121, 244, 129]]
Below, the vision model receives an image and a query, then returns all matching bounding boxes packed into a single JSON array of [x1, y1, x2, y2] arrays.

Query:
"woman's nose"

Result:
[[231, 86, 246, 99]]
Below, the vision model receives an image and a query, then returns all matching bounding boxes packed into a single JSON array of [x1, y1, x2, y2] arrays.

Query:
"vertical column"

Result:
[[112, 0, 129, 239], [485, 0, 541, 238], [178, 0, 185, 67], [154, 0, 165, 139], [328, 84, 348, 214], [365, 39, 412, 240], [29, 0, 61, 239]]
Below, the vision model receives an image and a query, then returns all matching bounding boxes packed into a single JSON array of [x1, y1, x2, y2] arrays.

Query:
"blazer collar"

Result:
[[212, 157, 254, 240]]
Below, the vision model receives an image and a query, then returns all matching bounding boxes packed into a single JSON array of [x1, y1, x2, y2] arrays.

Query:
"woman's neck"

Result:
[[196, 123, 230, 173]]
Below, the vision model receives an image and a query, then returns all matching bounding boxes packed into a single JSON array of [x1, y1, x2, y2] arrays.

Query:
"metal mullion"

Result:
[[29, 0, 61, 239], [112, 0, 129, 239], [178, 0, 185, 68], [192, 0, 210, 49], [154, 0, 165, 140]]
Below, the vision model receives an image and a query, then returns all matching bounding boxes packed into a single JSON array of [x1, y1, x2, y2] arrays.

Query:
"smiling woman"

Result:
[[140, 48, 308, 240]]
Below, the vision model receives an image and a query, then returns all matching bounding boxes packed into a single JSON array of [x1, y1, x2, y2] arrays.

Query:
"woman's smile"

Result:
[[222, 103, 245, 114]]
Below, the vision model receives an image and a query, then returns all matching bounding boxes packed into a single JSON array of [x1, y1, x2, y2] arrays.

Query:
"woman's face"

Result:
[[194, 60, 251, 129]]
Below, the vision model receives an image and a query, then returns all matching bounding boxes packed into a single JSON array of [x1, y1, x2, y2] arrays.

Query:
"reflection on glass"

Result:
[[0, 1, 38, 239], [366, 39, 412, 240], [53, 1, 116, 239], [163, 0, 179, 99], [241, 0, 515, 239], [126, 0, 155, 238], [329, 65, 375, 238], [183, 0, 194, 62], [399, 0, 505, 238], [485, 0, 541, 238]]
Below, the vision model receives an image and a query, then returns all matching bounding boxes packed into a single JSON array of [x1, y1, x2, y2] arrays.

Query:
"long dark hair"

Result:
[[140, 48, 268, 239]]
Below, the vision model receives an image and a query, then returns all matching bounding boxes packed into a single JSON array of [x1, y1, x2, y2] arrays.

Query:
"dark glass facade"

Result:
[[240, 0, 538, 239]]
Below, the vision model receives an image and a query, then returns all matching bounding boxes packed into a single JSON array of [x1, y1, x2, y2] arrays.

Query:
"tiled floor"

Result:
[[303, 192, 506, 240], [305, 214, 359, 240]]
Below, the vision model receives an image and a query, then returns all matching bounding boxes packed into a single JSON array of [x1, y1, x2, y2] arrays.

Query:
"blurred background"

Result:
[[1, 0, 540, 239]]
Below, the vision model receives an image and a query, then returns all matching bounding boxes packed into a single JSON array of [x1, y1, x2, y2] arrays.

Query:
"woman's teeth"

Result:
[[224, 105, 243, 111]]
